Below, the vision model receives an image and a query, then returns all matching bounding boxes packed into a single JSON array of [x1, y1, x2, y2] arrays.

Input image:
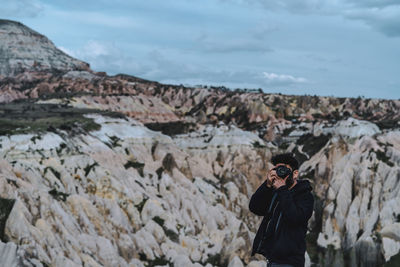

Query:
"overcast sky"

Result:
[[1, 0, 399, 99]]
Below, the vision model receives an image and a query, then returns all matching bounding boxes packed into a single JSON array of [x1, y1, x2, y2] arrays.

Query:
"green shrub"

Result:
[[0, 198, 15, 242], [135, 197, 148, 213], [204, 253, 228, 267], [48, 189, 69, 202], [0, 102, 124, 135], [385, 252, 400, 267], [252, 141, 266, 148], [164, 228, 179, 243], [44, 166, 61, 180], [124, 160, 145, 177], [84, 162, 99, 177], [152, 216, 165, 227]]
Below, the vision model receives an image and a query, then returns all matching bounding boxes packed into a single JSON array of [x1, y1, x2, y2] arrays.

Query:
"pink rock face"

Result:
[[0, 86, 27, 103], [1, 68, 399, 131], [72, 95, 181, 123]]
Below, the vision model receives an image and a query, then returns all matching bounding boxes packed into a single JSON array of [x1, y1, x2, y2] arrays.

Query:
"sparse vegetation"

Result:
[[252, 141, 266, 148], [0, 102, 124, 135], [145, 121, 196, 136], [134, 196, 148, 213], [203, 178, 219, 189], [84, 162, 99, 177], [124, 160, 145, 177], [0, 198, 15, 242], [156, 167, 164, 180], [48, 188, 69, 201], [108, 135, 121, 148], [6, 179, 18, 188], [44, 166, 61, 180], [162, 153, 177, 172], [56, 143, 67, 155], [376, 119, 399, 130], [385, 252, 400, 267], [139, 254, 174, 267], [375, 150, 394, 167], [297, 133, 331, 158], [164, 227, 179, 243], [152, 216, 164, 227], [306, 231, 320, 264], [134, 180, 145, 189], [203, 253, 228, 267]]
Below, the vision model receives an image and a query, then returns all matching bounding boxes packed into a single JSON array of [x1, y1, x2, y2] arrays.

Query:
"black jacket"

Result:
[[249, 179, 314, 267]]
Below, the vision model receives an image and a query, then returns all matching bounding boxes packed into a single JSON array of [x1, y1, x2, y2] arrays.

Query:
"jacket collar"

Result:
[[291, 179, 312, 195]]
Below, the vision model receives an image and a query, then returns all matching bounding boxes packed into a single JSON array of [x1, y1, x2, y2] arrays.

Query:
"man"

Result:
[[249, 153, 314, 267]]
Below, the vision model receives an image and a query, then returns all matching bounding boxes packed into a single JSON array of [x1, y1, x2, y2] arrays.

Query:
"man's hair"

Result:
[[271, 153, 299, 171]]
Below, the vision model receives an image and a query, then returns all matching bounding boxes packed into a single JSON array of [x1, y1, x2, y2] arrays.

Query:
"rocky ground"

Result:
[[0, 19, 400, 267], [0, 114, 274, 267]]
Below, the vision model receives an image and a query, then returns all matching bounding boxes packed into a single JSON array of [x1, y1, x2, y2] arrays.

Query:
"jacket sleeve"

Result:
[[248, 179, 274, 216], [276, 186, 314, 225]]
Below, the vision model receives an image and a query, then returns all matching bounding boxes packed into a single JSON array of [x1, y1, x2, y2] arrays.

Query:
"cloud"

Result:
[[262, 72, 307, 85], [241, 0, 400, 37], [194, 30, 274, 54], [62, 40, 150, 75], [80, 41, 111, 57], [142, 49, 310, 88], [58, 46, 76, 57], [62, 41, 309, 90], [344, 5, 400, 37], [243, 0, 335, 14], [49, 9, 138, 28], [347, 0, 399, 9], [305, 54, 342, 64], [0, 0, 43, 18], [197, 37, 273, 53], [251, 25, 280, 40]]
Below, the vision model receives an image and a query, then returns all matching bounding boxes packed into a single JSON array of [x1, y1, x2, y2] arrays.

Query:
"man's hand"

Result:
[[265, 169, 275, 188], [273, 177, 287, 189]]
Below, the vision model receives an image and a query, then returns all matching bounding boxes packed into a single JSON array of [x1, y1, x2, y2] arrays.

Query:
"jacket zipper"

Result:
[[274, 212, 282, 234]]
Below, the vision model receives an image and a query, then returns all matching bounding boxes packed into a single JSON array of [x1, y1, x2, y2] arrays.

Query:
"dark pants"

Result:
[[267, 262, 294, 267]]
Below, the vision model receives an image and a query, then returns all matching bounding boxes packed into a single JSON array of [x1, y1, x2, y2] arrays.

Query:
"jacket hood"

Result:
[[292, 179, 312, 195]]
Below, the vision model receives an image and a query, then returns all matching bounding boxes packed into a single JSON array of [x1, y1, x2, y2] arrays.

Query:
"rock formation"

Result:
[[0, 19, 89, 77]]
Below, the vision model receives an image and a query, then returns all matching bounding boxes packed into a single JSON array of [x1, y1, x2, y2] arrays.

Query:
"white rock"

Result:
[[224, 182, 239, 202], [96, 236, 120, 266], [331, 117, 381, 138], [247, 260, 267, 267], [52, 255, 81, 267], [0, 241, 20, 267], [305, 251, 311, 267], [141, 198, 167, 224], [129, 258, 146, 267], [382, 237, 400, 261], [381, 223, 400, 241], [227, 255, 243, 267], [88, 114, 171, 145], [172, 254, 193, 267]]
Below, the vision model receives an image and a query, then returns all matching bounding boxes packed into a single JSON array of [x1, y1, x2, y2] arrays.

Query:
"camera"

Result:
[[273, 165, 292, 178]]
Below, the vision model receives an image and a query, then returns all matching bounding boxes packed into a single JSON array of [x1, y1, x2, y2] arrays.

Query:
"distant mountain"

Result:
[[0, 19, 89, 77]]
